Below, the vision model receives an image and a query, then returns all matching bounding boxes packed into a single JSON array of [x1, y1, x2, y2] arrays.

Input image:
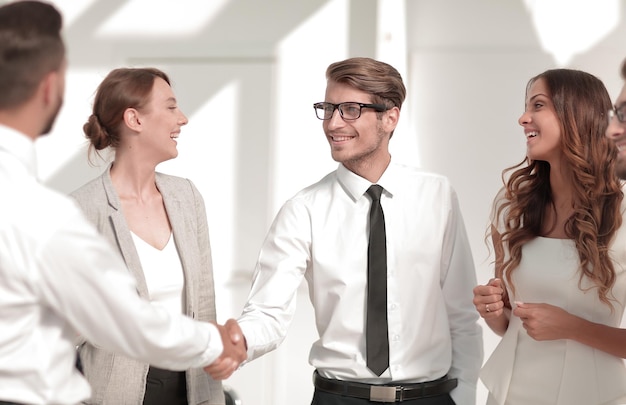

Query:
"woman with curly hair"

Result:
[[474, 69, 626, 405]]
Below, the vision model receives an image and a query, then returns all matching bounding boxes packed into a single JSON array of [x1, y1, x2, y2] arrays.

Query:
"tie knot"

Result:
[[366, 184, 383, 201]]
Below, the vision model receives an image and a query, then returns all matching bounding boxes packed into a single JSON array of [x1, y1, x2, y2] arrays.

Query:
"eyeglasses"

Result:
[[609, 104, 626, 124], [313, 101, 388, 120]]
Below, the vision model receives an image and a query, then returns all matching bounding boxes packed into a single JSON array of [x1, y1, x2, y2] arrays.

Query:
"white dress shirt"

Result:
[[238, 162, 483, 404], [0, 125, 223, 405]]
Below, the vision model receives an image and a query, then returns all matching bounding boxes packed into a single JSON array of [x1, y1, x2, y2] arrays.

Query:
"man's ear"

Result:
[[40, 71, 60, 106], [383, 106, 400, 133], [123, 108, 141, 131]]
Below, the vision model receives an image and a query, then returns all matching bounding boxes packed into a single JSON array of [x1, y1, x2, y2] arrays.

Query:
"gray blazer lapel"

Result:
[[101, 168, 150, 297]]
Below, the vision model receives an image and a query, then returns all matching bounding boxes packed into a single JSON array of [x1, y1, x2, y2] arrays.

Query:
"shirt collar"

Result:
[[0, 124, 37, 177], [337, 161, 398, 201]]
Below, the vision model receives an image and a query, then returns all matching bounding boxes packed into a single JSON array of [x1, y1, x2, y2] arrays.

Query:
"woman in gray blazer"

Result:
[[71, 68, 224, 405]]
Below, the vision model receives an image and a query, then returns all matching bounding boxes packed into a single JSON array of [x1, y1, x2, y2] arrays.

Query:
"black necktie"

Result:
[[366, 184, 389, 376]]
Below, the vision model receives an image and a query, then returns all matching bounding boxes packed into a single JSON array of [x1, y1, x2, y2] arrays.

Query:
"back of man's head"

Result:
[[0, 0, 65, 110]]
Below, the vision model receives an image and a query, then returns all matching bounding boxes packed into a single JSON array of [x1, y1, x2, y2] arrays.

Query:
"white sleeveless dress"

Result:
[[481, 229, 626, 404]]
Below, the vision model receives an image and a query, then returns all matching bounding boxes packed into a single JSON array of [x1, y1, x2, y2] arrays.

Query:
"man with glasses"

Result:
[[607, 59, 626, 179], [235, 57, 482, 404]]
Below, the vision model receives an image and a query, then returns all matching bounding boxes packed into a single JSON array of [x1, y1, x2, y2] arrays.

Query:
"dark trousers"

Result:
[[311, 388, 456, 405], [143, 366, 188, 405]]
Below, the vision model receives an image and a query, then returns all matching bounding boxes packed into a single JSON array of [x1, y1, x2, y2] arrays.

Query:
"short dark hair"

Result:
[[0, 0, 65, 109], [621, 58, 626, 80]]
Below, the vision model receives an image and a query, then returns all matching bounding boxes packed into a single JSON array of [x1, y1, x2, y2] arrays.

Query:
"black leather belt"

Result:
[[313, 371, 457, 403]]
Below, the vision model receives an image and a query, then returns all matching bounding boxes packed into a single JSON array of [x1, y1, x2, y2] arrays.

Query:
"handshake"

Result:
[[204, 319, 247, 380]]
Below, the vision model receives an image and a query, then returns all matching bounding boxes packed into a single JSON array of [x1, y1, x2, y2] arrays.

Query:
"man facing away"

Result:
[[0, 2, 244, 404], [235, 57, 483, 404]]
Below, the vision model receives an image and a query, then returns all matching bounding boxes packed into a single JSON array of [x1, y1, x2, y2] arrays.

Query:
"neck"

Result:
[[0, 107, 44, 141], [343, 152, 391, 183], [109, 158, 158, 200], [548, 165, 575, 210]]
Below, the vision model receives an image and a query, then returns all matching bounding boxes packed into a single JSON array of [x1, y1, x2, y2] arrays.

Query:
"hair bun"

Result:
[[83, 114, 110, 150]]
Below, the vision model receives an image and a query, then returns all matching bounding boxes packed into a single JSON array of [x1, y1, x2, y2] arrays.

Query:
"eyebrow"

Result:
[[528, 93, 549, 101], [615, 101, 626, 110]]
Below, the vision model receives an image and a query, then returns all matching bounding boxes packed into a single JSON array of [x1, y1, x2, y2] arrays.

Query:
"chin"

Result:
[[330, 149, 354, 164]]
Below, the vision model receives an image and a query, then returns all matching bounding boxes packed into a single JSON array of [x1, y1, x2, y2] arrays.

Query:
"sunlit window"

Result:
[[96, 0, 229, 38], [524, 0, 619, 66]]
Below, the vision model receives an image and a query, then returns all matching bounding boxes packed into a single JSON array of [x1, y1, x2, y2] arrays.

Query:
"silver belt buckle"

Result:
[[370, 386, 397, 402]]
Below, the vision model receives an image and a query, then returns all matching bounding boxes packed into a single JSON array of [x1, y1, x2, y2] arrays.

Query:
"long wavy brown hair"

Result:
[[491, 68, 623, 307]]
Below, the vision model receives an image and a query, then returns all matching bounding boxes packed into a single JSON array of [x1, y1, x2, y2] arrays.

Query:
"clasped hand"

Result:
[[513, 302, 576, 341], [474, 278, 577, 341], [204, 319, 247, 380], [473, 278, 505, 319]]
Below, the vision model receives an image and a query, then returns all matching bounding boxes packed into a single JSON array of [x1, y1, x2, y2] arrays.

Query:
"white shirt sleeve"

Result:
[[238, 198, 310, 361], [441, 189, 483, 404], [36, 208, 224, 370]]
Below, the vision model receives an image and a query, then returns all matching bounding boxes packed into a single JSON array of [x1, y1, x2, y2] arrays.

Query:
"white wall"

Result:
[[30, 0, 626, 404]]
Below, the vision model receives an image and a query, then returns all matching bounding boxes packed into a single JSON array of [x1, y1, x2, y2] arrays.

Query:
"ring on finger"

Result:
[[486, 304, 491, 313]]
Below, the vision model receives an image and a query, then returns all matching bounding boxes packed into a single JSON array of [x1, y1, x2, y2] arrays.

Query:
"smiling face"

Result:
[[137, 77, 188, 163], [322, 80, 398, 178], [606, 83, 626, 179], [519, 78, 562, 164]]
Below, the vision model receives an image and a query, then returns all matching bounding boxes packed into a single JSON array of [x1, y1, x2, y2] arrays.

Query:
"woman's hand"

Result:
[[513, 302, 576, 341], [473, 278, 505, 319]]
